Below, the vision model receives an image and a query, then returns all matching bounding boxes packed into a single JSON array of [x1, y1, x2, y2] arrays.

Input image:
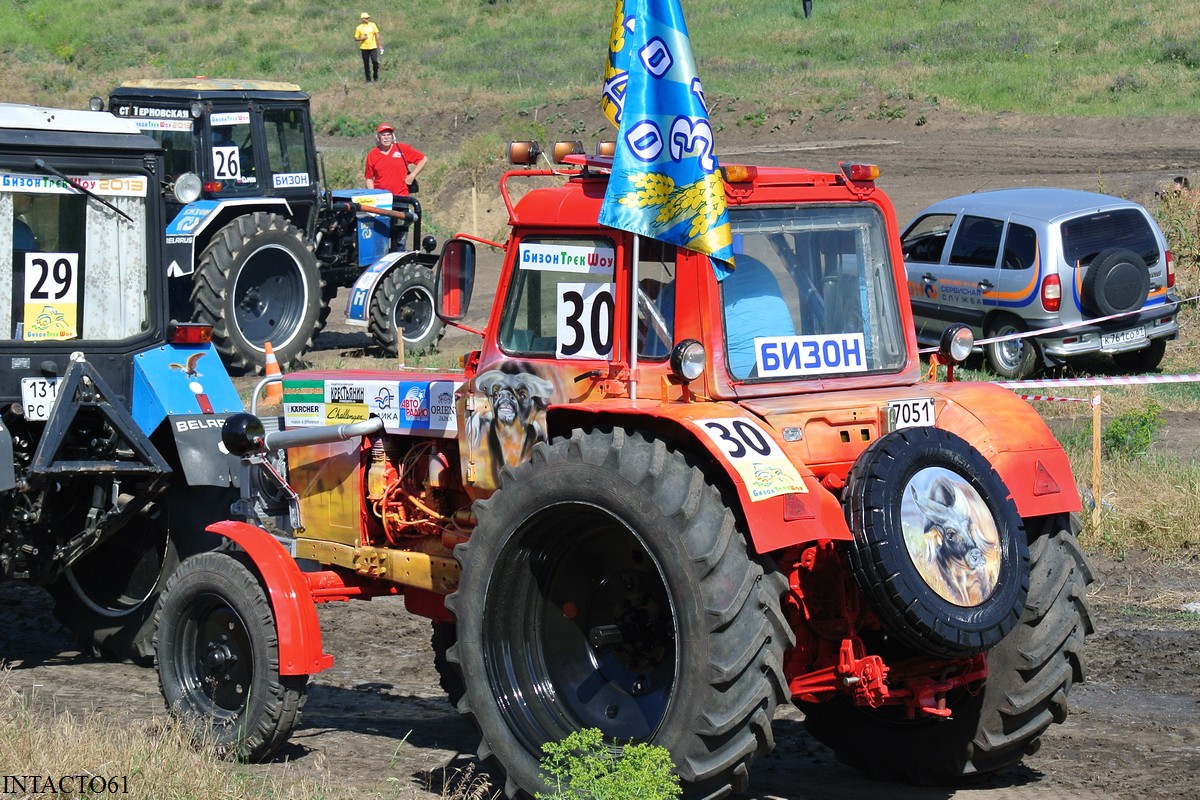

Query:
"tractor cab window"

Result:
[[499, 236, 616, 360], [636, 237, 676, 360], [722, 204, 906, 381], [1, 175, 150, 342], [208, 112, 256, 189], [126, 114, 196, 182], [263, 107, 313, 191]]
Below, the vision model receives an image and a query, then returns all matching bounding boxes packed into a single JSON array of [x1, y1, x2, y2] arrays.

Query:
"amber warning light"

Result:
[[840, 163, 881, 181], [169, 323, 213, 345]]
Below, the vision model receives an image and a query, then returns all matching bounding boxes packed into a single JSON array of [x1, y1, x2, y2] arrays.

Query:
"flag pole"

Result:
[[629, 235, 640, 400]]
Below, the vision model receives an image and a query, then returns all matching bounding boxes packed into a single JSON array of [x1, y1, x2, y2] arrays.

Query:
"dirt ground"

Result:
[[4, 114, 1200, 799]]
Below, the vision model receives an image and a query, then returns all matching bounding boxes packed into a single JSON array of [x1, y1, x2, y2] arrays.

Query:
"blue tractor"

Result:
[[0, 101, 247, 662], [98, 79, 443, 375]]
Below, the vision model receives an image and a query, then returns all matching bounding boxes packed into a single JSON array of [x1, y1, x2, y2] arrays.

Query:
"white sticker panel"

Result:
[[1, 173, 147, 197], [273, 173, 311, 189], [754, 333, 868, 377], [697, 417, 807, 501], [22, 252, 79, 341], [518, 242, 615, 275], [210, 112, 251, 126], [556, 282, 615, 360], [132, 118, 193, 131], [212, 146, 241, 180]]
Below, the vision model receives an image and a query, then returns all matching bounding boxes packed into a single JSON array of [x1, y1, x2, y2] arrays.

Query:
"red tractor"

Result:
[[153, 143, 1093, 797]]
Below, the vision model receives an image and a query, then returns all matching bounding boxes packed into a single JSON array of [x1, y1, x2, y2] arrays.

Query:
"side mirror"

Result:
[[435, 238, 476, 322]]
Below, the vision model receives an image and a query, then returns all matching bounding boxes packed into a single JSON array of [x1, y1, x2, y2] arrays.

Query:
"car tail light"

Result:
[[1041, 274, 1061, 312], [1166, 250, 1175, 288], [169, 322, 213, 344]]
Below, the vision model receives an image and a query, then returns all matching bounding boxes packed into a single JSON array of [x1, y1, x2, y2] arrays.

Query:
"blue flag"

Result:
[[600, 0, 734, 268]]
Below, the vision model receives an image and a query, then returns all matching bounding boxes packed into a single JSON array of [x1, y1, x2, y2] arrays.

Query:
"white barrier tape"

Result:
[[997, 372, 1200, 390], [1017, 394, 1093, 404], [917, 292, 1196, 354]]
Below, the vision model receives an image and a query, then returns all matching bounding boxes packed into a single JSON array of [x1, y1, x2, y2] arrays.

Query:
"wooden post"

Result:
[[1092, 392, 1102, 530], [472, 184, 479, 238]]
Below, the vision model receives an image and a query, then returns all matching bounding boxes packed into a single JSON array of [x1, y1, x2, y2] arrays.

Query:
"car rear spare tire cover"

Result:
[[1082, 247, 1150, 317], [844, 427, 1029, 657]]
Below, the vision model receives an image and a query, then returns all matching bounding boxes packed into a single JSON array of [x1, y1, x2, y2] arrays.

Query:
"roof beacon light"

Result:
[[596, 140, 616, 157], [722, 164, 758, 183], [552, 141, 584, 164], [841, 163, 880, 182], [507, 141, 542, 166]]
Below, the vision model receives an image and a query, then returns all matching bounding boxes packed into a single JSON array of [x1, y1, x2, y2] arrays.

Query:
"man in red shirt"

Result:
[[365, 123, 428, 247]]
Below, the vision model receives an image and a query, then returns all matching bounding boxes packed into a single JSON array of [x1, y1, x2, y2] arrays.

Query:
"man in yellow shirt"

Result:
[[354, 12, 382, 82]]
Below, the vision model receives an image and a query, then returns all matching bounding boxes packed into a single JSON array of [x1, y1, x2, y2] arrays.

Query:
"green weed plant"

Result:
[[537, 728, 681, 800]]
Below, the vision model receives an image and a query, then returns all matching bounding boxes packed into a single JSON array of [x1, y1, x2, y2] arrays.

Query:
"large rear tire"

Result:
[[192, 212, 322, 374], [802, 514, 1093, 783], [367, 261, 445, 356], [48, 485, 235, 665], [154, 552, 307, 761], [445, 428, 792, 799]]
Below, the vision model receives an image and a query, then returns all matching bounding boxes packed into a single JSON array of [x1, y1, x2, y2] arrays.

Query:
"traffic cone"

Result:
[[263, 341, 283, 406]]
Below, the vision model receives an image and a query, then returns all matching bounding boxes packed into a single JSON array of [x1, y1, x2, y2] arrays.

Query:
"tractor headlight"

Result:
[[173, 172, 203, 204], [939, 324, 974, 365], [670, 339, 706, 383]]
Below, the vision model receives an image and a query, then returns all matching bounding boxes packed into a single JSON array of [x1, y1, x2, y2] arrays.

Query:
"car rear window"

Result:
[[1061, 209, 1159, 268]]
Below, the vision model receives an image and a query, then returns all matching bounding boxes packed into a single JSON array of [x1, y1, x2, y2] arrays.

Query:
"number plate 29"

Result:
[[886, 398, 935, 431]]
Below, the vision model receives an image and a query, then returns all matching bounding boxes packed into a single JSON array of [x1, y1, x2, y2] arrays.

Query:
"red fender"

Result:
[[207, 520, 333, 676]]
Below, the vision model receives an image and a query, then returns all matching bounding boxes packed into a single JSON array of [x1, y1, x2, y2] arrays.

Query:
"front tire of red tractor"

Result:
[[154, 552, 307, 761], [801, 514, 1093, 783], [367, 261, 445, 356], [445, 428, 792, 799], [191, 212, 322, 375]]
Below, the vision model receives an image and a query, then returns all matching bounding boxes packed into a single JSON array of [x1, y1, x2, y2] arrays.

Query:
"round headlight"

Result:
[[88, 96, 105, 112], [221, 412, 266, 457], [173, 172, 203, 204], [939, 324, 974, 365], [669, 339, 706, 382]]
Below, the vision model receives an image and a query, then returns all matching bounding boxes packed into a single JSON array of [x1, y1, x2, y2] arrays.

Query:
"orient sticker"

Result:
[[900, 467, 1001, 607], [22, 252, 78, 341], [698, 418, 806, 501], [755, 333, 867, 377], [518, 242, 615, 275], [556, 282, 615, 360]]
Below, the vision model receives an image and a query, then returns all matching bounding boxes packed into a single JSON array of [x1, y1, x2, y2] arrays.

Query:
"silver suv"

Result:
[[901, 188, 1179, 378]]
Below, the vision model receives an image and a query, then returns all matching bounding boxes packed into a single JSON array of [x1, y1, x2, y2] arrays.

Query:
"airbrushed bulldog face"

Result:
[[475, 370, 555, 427]]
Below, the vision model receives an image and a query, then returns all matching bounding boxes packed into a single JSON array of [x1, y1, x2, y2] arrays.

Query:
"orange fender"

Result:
[[551, 401, 852, 555], [206, 520, 333, 676]]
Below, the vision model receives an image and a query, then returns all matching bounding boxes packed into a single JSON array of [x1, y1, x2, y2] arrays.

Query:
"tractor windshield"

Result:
[[1, 171, 150, 342], [721, 204, 906, 381]]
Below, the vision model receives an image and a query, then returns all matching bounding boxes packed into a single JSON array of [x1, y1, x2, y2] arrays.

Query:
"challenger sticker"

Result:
[[697, 417, 806, 501]]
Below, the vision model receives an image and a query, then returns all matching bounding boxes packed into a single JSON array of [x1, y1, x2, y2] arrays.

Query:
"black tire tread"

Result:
[[445, 427, 792, 799], [802, 513, 1093, 783], [366, 261, 445, 355], [191, 212, 322, 374], [154, 552, 307, 761]]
